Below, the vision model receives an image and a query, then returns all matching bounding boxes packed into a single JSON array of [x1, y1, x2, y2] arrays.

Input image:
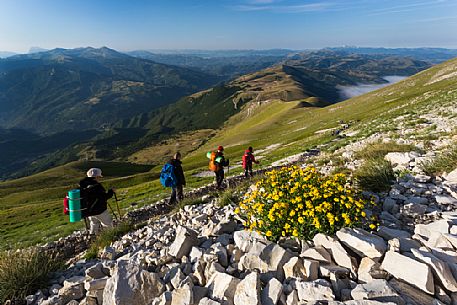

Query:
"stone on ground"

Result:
[[380, 251, 435, 295]]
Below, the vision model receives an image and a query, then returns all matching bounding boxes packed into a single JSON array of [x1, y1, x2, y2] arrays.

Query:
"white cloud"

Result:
[[234, 1, 333, 13]]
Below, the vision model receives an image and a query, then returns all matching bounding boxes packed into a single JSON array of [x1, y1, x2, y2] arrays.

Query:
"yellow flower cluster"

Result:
[[236, 166, 377, 241]]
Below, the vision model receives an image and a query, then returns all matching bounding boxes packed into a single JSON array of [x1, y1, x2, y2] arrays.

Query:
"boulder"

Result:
[[295, 279, 335, 302], [169, 226, 199, 259], [103, 261, 165, 305], [411, 248, 457, 292], [58, 276, 85, 303], [435, 195, 457, 205], [86, 263, 110, 279], [336, 228, 386, 259], [444, 168, 457, 184], [283, 257, 318, 281], [385, 152, 411, 166], [343, 301, 398, 305], [84, 277, 108, 291], [261, 277, 283, 305], [234, 272, 261, 305], [171, 283, 194, 305], [198, 298, 221, 305], [206, 271, 240, 305], [389, 278, 444, 305], [443, 233, 457, 249], [380, 251, 434, 295], [301, 247, 333, 264], [259, 243, 293, 281], [426, 232, 455, 250], [233, 230, 268, 253], [351, 279, 405, 304], [415, 220, 451, 239], [376, 226, 411, 240], [388, 237, 421, 253], [357, 257, 389, 283], [400, 203, 428, 217]]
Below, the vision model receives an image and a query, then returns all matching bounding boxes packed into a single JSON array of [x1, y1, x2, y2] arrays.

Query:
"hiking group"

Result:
[[66, 146, 259, 235]]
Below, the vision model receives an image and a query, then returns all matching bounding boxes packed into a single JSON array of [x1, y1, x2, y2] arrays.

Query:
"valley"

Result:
[[0, 54, 456, 249]]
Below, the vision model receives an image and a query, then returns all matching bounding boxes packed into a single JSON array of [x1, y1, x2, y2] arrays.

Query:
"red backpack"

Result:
[[63, 196, 69, 215]]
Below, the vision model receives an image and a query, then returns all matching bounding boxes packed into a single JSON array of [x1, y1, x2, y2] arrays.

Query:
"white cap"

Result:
[[86, 168, 103, 178]]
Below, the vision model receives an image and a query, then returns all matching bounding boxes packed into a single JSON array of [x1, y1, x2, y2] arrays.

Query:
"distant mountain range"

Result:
[[0, 46, 446, 179], [0, 51, 16, 58], [0, 47, 221, 134], [327, 47, 457, 64]]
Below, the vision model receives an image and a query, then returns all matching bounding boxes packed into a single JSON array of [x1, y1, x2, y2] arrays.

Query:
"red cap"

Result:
[[218, 145, 224, 151]]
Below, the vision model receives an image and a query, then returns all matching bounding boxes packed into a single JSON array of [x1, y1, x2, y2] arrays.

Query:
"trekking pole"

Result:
[[83, 218, 89, 231], [114, 193, 123, 219], [107, 202, 118, 221], [226, 164, 230, 189]]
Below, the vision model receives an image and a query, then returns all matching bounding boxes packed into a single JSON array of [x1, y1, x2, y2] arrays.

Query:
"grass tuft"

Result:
[[354, 159, 395, 192], [421, 143, 457, 176], [85, 222, 134, 260], [0, 248, 62, 304]]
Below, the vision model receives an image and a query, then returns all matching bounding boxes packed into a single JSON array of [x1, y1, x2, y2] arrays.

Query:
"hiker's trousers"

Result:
[[215, 169, 224, 188], [88, 210, 113, 234], [169, 184, 184, 205]]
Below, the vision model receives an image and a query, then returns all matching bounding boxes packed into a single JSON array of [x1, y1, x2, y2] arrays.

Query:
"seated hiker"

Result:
[[242, 146, 260, 178], [168, 152, 186, 205], [208, 146, 229, 189], [80, 168, 115, 235]]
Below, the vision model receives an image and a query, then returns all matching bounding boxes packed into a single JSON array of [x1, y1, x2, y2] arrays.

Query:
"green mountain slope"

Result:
[[1, 56, 455, 249], [0, 47, 221, 134]]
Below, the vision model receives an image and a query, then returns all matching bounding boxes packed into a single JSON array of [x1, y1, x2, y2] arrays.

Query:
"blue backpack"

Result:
[[160, 163, 177, 187]]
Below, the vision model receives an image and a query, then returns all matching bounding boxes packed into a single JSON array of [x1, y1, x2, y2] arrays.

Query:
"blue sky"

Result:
[[0, 0, 456, 52]]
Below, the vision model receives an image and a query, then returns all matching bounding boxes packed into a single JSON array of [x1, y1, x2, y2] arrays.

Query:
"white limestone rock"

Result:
[[295, 279, 335, 302], [376, 226, 411, 241], [171, 283, 194, 305], [261, 277, 283, 305], [385, 152, 411, 166], [206, 271, 240, 305], [357, 257, 389, 283], [58, 276, 85, 304], [380, 251, 435, 295], [411, 248, 457, 292], [233, 230, 268, 253], [169, 226, 199, 259], [351, 279, 405, 304], [103, 261, 165, 305], [198, 298, 221, 305], [336, 228, 386, 259], [415, 220, 451, 239], [234, 272, 261, 305], [259, 243, 293, 281], [301, 247, 333, 264]]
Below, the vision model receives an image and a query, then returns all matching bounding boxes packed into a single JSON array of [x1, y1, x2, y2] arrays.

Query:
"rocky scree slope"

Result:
[[29, 152, 457, 305], [27, 56, 457, 305]]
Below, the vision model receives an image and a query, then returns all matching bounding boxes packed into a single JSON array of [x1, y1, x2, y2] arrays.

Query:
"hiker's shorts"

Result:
[[88, 210, 113, 234]]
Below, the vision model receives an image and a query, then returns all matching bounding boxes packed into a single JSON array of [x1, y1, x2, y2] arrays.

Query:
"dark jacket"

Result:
[[79, 177, 114, 217], [169, 159, 186, 186]]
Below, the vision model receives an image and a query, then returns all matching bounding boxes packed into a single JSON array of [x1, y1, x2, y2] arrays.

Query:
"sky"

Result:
[[0, 0, 456, 53]]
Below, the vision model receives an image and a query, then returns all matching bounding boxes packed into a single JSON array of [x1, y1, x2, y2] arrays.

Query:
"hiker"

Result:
[[168, 152, 186, 205], [79, 168, 115, 235], [208, 145, 229, 189], [242, 146, 260, 178]]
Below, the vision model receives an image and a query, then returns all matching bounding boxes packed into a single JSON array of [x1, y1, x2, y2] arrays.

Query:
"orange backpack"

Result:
[[208, 151, 219, 172]]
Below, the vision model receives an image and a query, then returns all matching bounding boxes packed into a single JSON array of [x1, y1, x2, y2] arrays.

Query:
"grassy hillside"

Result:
[[1, 57, 456, 249]]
